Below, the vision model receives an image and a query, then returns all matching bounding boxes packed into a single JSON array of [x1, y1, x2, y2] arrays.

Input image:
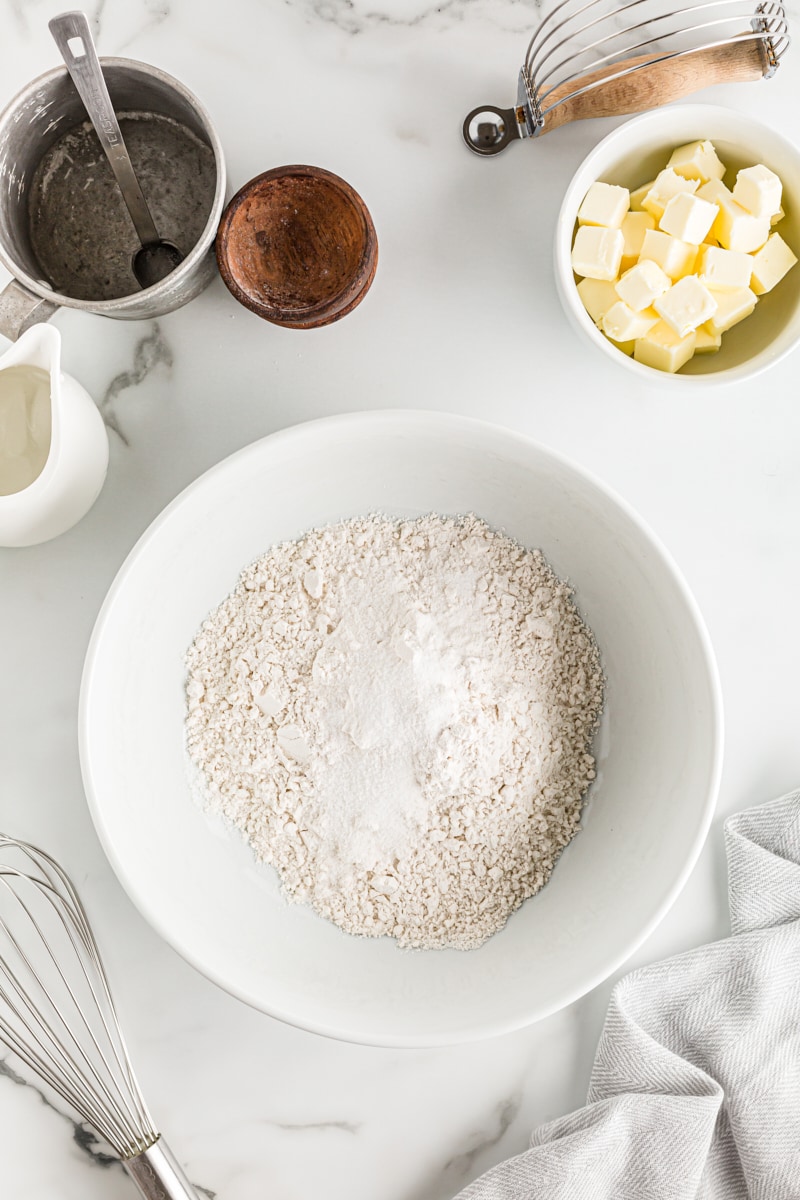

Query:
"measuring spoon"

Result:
[[49, 10, 183, 289]]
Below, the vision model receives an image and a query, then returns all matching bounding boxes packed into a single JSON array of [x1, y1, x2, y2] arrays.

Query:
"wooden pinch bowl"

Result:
[[215, 165, 378, 328]]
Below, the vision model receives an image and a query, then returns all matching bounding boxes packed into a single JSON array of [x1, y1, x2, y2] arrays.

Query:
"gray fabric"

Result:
[[455, 790, 800, 1200]]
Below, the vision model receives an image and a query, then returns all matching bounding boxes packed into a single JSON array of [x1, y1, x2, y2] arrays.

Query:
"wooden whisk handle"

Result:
[[538, 38, 768, 135]]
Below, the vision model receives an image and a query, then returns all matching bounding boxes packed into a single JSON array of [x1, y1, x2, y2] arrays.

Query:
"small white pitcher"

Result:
[[0, 325, 108, 547]]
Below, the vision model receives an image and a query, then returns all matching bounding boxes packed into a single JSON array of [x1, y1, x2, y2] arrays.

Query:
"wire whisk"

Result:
[[464, 0, 790, 154], [0, 835, 200, 1200]]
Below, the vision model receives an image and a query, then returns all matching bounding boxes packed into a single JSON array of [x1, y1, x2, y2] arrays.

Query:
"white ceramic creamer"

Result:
[[0, 325, 108, 547]]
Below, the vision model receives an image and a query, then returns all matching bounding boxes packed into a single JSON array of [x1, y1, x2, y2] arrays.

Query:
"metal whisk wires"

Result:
[[0, 835, 157, 1158]]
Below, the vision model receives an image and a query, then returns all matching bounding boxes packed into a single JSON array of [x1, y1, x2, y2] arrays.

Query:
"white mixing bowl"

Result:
[[80, 412, 722, 1045], [555, 104, 800, 385]]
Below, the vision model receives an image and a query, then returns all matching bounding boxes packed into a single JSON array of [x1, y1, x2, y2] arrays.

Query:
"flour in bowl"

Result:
[[185, 513, 603, 950]]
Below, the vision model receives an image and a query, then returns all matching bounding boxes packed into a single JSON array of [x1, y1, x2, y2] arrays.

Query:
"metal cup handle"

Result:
[[0, 279, 59, 342]]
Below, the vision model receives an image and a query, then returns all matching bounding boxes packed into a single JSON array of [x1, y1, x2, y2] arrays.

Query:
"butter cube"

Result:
[[639, 229, 697, 279], [578, 181, 630, 229], [732, 164, 782, 220], [615, 259, 671, 311], [750, 231, 798, 295], [667, 139, 726, 184], [696, 244, 753, 291], [706, 286, 757, 333], [694, 322, 722, 354], [697, 179, 730, 204], [716, 202, 769, 253], [698, 179, 769, 253], [642, 169, 699, 222], [654, 275, 717, 337], [634, 321, 697, 372], [630, 180, 656, 212], [577, 277, 620, 325], [620, 210, 656, 271], [602, 301, 659, 342], [659, 192, 718, 244], [572, 225, 624, 280]]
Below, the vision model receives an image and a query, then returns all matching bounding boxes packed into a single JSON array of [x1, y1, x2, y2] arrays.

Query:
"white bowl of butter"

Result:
[[555, 104, 800, 384]]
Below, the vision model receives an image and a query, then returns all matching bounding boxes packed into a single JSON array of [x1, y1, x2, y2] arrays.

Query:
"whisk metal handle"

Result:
[[538, 36, 767, 133], [123, 1139, 201, 1200]]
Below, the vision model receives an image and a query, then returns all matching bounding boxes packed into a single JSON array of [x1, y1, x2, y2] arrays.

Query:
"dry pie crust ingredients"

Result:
[[185, 513, 603, 950]]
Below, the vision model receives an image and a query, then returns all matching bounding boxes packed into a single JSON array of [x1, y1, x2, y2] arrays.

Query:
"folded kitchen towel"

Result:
[[455, 790, 800, 1200]]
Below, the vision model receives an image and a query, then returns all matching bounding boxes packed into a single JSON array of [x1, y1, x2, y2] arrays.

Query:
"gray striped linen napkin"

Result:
[[455, 790, 800, 1200]]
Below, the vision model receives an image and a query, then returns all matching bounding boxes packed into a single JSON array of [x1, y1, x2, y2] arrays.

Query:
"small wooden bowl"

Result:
[[215, 165, 378, 328]]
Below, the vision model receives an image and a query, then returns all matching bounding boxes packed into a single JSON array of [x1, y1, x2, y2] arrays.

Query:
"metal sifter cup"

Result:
[[0, 56, 226, 340]]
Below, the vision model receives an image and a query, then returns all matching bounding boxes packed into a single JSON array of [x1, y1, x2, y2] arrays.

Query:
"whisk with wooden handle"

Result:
[[463, 0, 790, 154], [0, 836, 200, 1200]]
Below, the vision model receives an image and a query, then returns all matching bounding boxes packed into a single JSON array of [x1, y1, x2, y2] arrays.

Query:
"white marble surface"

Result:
[[2, 1, 800, 1197]]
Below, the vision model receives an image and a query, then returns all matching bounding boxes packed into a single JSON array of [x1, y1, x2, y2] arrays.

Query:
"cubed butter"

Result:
[[698, 179, 769, 253], [615, 259, 671, 311], [630, 180, 656, 211], [706, 286, 757, 333], [697, 179, 728, 201], [642, 169, 699, 221], [716, 202, 769, 253], [577, 277, 620, 325], [732, 164, 782, 220], [694, 322, 722, 354], [750, 231, 798, 295], [602, 301, 659, 342], [667, 140, 726, 184], [634, 321, 697, 373], [654, 275, 717, 337], [659, 192, 718, 244], [696, 244, 753, 291], [619, 210, 656, 271], [578, 181, 630, 228], [575, 149, 794, 368], [639, 229, 698, 279], [571, 225, 624, 280]]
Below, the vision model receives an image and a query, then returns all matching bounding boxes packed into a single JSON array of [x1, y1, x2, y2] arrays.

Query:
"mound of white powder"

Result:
[[185, 513, 603, 950]]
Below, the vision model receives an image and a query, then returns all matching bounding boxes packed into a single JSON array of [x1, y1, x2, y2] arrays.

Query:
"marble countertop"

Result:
[[2, 2, 800, 1197]]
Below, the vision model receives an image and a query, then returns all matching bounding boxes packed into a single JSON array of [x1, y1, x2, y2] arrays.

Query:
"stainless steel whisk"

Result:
[[463, 0, 790, 154], [0, 836, 200, 1200]]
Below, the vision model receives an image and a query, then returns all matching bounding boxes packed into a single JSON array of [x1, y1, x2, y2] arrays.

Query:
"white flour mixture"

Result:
[[185, 513, 603, 949]]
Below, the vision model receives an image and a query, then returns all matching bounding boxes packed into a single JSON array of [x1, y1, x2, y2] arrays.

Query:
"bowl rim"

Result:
[[79, 410, 724, 1045], [555, 103, 800, 387]]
